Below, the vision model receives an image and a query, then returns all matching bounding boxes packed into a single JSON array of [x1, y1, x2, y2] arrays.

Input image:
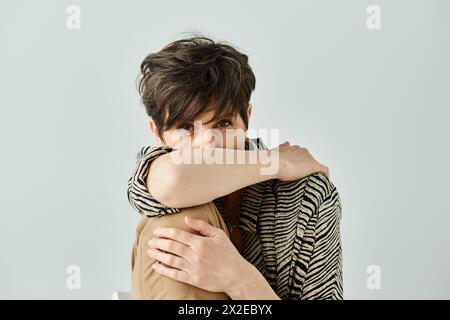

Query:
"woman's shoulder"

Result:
[[275, 172, 340, 208], [134, 145, 176, 163]]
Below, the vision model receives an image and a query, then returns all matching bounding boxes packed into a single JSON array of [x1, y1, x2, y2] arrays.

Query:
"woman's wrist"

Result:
[[227, 260, 280, 300], [256, 149, 280, 180]]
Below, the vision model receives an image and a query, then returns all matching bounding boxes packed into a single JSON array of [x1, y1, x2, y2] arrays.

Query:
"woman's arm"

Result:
[[148, 148, 276, 208], [148, 143, 329, 208], [226, 260, 281, 300]]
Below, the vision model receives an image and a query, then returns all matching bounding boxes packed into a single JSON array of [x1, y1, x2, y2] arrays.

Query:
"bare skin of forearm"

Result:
[[227, 261, 281, 300], [147, 148, 279, 208]]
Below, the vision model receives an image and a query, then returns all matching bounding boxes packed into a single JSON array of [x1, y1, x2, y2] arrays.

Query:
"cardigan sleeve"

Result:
[[127, 145, 181, 217], [298, 178, 343, 300], [274, 172, 343, 300]]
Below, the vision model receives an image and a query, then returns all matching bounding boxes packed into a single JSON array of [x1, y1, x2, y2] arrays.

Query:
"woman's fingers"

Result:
[[276, 141, 332, 180], [151, 261, 190, 283], [311, 161, 329, 178], [324, 165, 330, 177], [148, 237, 192, 261], [147, 247, 189, 270], [184, 216, 225, 238], [152, 226, 199, 246], [319, 164, 330, 178]]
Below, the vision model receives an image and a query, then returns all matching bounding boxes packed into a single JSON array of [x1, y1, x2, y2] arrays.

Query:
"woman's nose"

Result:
[[194, 128, 222, 148], [203, 132, 218, 148]]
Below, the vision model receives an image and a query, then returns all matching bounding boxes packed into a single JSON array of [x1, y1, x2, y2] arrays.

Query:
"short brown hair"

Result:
[[137, 34, 256, 139]]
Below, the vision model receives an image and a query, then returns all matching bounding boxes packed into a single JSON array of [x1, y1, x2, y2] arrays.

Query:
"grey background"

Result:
[[0, 0, 449, 299]]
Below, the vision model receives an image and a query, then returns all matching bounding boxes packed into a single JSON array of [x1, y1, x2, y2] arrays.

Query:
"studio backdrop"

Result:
[[0, 0, 449, 299]]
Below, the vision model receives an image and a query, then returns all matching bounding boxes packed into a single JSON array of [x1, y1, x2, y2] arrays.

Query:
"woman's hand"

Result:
[[275, 141, 330, 180], [146, 216, 251, 295], [148, 216, 280, 299]]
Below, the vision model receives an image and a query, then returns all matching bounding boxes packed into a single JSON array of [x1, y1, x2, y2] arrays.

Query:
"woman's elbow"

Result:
[[146, 166, 174, 203], [147, 168, 191, 208]]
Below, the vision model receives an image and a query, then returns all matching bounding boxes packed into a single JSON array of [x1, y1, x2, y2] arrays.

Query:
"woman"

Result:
[[127, 35, 343, 299]]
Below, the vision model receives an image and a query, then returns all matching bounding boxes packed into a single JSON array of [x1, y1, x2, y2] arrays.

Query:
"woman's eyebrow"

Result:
[[208, 113, 236, 124], [173, 113, 235, 128]]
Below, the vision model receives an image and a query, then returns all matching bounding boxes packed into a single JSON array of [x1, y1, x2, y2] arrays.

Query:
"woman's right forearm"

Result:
[[147, 148, 280, 208]]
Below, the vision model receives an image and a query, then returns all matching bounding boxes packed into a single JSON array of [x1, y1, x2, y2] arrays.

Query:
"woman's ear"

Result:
[[148, 119, 164, 146], [247, 103, 253, 122], [245, 103, 253, 135]]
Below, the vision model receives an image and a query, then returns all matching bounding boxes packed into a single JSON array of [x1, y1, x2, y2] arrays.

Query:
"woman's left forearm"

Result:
[[227, 261, 281, 300]]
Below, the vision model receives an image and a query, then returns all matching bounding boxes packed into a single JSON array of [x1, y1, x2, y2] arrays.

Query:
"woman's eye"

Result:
[[216, 119, 232, 128], [177, 123, 193, 132]]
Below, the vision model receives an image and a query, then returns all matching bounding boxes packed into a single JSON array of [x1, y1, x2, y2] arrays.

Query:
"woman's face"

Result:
[[149, 103, 252, 150]]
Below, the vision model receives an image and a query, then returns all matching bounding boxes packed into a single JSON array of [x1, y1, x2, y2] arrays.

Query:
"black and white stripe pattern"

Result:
[[127, 145, 181, 216], [127, 138, 343, 300]]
